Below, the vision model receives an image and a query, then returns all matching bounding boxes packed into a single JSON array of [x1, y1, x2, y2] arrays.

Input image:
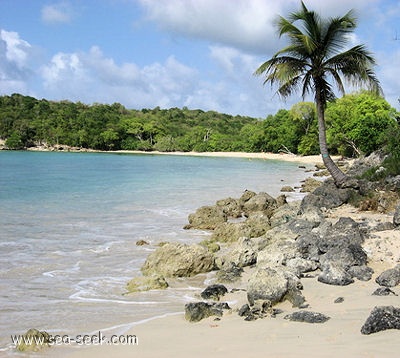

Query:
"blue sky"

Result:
[[0, 0, 399, 118]]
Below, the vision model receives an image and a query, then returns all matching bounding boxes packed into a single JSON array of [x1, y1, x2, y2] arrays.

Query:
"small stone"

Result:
[[372, 287, 398, 296], [136, 239, 149, 246], [16, 329, 51, 352], [334, 297, 344, 303]]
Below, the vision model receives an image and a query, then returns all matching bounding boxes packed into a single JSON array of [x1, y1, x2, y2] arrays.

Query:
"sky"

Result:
[[0, 0, 399, 118]]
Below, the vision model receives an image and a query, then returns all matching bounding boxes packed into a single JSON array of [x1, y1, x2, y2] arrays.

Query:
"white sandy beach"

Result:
[[112, 150, 331, 165], [60, 204, 400, 358]]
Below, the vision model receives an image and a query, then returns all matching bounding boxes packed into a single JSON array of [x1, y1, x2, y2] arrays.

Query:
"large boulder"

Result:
[[247, 267, 304, 307], [300, 179, 354, 212], [184, 205, 227, 230], [361, 306, 400, 335], [242, 192, 277, 217], [375, 264, 400, 287], [141, 243, 215, 277]]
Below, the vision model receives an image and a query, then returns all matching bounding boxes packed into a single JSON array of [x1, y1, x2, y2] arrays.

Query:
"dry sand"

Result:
[[61, 204, 400, 358], [112, 150, 333, 165]]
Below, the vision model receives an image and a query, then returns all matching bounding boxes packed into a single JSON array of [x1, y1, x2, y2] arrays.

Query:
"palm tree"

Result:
[[255, 1, 382, 186]]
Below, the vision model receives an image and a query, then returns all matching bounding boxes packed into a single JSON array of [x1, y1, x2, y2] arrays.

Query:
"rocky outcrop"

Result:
[[242, 192, 277, 217], [141, 243, 215, 277], [16, 329, 51, 352], [184, 205, 227, 230], [216, 237, 258, 268], [361, 306, 400, 334], [184, 302, 230, 322], [215, 262, 243, 283], [126, 275, 168, 293], [372, 287, 397, 296], [375, 264, 400, 287], [284, 311, 330, 323]]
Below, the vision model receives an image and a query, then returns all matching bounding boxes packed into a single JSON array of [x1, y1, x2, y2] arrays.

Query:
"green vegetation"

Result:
[[254, 1, 381, 185], [0, 92, 398, 156]]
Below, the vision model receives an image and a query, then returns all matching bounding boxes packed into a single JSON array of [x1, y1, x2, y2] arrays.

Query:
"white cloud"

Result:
[[41, 3, 73, 24], [0, 30, 32, 94], [138, 0, 379, 55]]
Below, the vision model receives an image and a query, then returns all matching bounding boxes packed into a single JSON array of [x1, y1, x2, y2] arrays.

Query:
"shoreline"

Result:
[[21, 144, 331, 165]]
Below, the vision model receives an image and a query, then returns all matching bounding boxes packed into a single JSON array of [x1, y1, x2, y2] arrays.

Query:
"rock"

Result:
[[141, 243, 215, 278], [334, 297, 344, 303], [281, 186, 295, 192], [126, 275, 168, 293], [184, 205, 226, 230], [136, 239, 149, 246], [300, 179, 354, 212], [375, 265, 400, 287], [216, 237, 257, 268], [239, 190, 257, 206], [394, 204, 400, 227], [286, 257, 319, 276], [247, 267, 295, 306], [239, 301, 282, 321], [372, 287, 398, 296], [348, 265, 374, 281], [284, 311, 330, 323], [361, 306, 400, 335], [256, 239, 300, 269], [296, 233, 321, 261], [211, 222, 251, 243], [199, 239, 220, 253], [215, 262, 243, 283], [244, 212, 271, 237], [318, 262, 354, 286], [16, 328, 51, 352], [184, 302, 230, 322], [200, 284, 228, 301], [269, 202, 300, 228], [300, 178, 322, 192], [242, 192, 277, 217], [319, 245, 368, 269], [216, 197, 242, 218]]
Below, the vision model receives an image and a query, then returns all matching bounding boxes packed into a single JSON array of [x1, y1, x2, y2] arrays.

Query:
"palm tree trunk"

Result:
[[315, 94, 347, 186]]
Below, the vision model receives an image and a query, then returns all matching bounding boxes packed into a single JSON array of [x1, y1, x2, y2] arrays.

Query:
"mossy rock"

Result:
[[126, 275, 169, 293], [199, 239, 220, 253], [16, 328, 51, 352]]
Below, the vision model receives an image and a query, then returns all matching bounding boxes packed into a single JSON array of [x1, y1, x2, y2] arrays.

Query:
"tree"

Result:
[[255, 1, 382, 185]]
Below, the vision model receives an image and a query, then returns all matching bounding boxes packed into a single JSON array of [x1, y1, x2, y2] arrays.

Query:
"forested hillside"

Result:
[[0, 92, 398, 156]]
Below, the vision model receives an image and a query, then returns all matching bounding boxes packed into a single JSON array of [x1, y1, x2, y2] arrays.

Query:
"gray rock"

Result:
[[296, 233, 321, 261], [184, 302, 230, 322], [300, 179, 354, 212], [375, 265, 400, 287], [256, 239, 300, 269], [239, 190, 257, 206], [334, 297, 344, 303], [361, 306, 400, 335], [348, 265, 374, 281], [284, 311, 330, 323], [200, 284, 228, 301], [216, 237, 257, 268], [247, 268, 288, 306], [269, 202, 300, 228], [184, 205, 227, 230], [372, 287, 398, 296], [141, 243, 215, 278], [286, 257, 319, 276], [319, 245, 368, 269], [242, 192, 277, 217], [215, 262, 243, 283], [318, 262, 354, 286], [394, 204, 400, 227]]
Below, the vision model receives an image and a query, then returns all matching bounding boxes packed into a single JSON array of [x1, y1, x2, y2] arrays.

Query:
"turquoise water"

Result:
[[0, 151, 312, 353]]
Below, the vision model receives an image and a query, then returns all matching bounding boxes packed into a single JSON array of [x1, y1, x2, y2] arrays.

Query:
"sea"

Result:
[[0, 151, 313, 354]]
